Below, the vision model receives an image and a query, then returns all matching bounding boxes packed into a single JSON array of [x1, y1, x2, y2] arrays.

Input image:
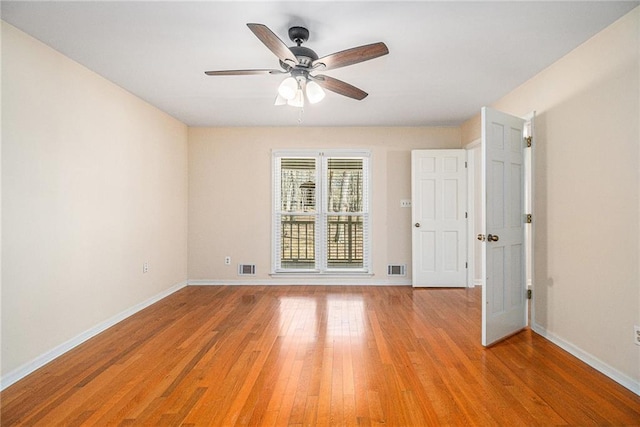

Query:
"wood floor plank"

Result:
[[2, 286, 639, 426]]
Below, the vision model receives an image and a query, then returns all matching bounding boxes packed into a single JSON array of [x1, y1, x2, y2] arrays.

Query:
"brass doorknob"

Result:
[[488, 234, 500, 242], [414, 223, 421, 228], [477, 234, 486, 241]]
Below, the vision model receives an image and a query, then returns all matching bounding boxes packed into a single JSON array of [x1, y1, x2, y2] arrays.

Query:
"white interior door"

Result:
[[481, 107, 527, 346], [411, 150, 467, 287]]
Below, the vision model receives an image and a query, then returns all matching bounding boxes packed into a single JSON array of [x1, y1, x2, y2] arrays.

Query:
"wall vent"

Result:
[[238, 264, 256, 276], [387, 264, 406, 276]]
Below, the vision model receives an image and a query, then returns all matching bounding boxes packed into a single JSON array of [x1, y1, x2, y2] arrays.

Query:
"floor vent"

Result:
[[238, 264, 256, 276], [387, 264, 406, 276]]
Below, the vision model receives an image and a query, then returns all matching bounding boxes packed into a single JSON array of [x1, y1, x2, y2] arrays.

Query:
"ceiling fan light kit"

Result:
[[288, 88, 305, 108], [275, 77, 325, 107], [277, 76, 298, 100], [306, 81, 326, 104], [205, 23, 389, 109]]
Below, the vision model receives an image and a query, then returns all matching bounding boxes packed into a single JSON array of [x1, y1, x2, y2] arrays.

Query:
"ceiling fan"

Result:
[[205, 23, 389, 107]]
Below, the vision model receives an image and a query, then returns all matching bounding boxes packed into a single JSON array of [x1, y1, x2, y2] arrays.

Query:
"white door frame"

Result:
[[464, 139, 482, 288], [523, 111, 535, 328]]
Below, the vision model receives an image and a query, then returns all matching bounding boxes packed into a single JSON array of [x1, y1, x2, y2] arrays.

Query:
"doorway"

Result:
[[410, 109, 535, 345]]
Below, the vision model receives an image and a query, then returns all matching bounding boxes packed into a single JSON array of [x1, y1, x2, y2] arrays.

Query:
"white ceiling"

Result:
[[2, 1, 638, 127]]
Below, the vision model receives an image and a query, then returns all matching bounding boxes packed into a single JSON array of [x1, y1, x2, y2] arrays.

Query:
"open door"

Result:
[[411, 149, 467, 287], [481, 107, 527, 346]]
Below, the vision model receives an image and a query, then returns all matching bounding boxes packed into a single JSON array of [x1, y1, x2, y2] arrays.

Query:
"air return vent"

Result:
[[238, 264, 256, 276], [387, 264, 406, 276]]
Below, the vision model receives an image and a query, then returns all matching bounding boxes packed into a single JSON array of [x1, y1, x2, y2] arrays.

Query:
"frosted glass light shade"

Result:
[[306, 81, 326, 104], [277, 77, 298, 100], [274, 93, 287, 106], [287, 89, 304, 108]]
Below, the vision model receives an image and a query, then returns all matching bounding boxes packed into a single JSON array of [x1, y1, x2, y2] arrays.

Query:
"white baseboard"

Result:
[[531, 322, 640, 396], [188, 277, 411, 286], [0, 281, 188, 391]]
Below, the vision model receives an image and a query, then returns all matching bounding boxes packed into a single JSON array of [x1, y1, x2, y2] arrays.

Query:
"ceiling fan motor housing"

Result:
[[291, 46, 318, 66], [278, 27, 318, 70], [279, 46, 319, 70]]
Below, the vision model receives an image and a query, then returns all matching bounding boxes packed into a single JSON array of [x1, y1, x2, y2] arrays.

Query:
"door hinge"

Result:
[[465, 262, 468, 269], [465, 161, 468, 168], [527, 289, 532, 300], [524, 136, 532, 148], [465, 212, 468, 219], [525, 214, 532, 224]]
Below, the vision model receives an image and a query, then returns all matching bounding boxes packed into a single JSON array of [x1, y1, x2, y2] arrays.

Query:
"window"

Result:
[[273, 150, 371, 274]]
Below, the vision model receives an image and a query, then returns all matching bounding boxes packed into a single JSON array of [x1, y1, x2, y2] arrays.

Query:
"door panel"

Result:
[[412, 150, 467, 287], [482, 107, 527, 346]]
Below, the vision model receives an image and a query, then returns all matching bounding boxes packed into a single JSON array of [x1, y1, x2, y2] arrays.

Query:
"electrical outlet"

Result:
[[634, 325, 640, 346], [143, 262, 149, 274], [224, 256, 231, 266], [400, 199, 412, 208]]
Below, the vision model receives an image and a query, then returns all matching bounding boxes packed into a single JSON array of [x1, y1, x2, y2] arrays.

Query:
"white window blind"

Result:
[[273, 150, 371, 274]]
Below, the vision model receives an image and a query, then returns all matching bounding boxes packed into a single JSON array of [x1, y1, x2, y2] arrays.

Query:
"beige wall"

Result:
[[2, 23, 189, 376], [462, 8, 640, 387], [188, 127, 460, 283]]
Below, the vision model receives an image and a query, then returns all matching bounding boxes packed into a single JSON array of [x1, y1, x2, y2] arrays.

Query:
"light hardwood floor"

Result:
[[2, 286, 639, 426]]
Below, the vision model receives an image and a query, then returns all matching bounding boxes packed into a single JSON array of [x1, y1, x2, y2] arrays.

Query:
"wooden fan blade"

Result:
[[247, 23, 299, 66], [312, 42, 388, 71], [311, 75, 368, 100], [205, 69, 285, 76]]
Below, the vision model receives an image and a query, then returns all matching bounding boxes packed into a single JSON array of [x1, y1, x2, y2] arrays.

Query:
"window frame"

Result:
[[272, 149, 372, 275]]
